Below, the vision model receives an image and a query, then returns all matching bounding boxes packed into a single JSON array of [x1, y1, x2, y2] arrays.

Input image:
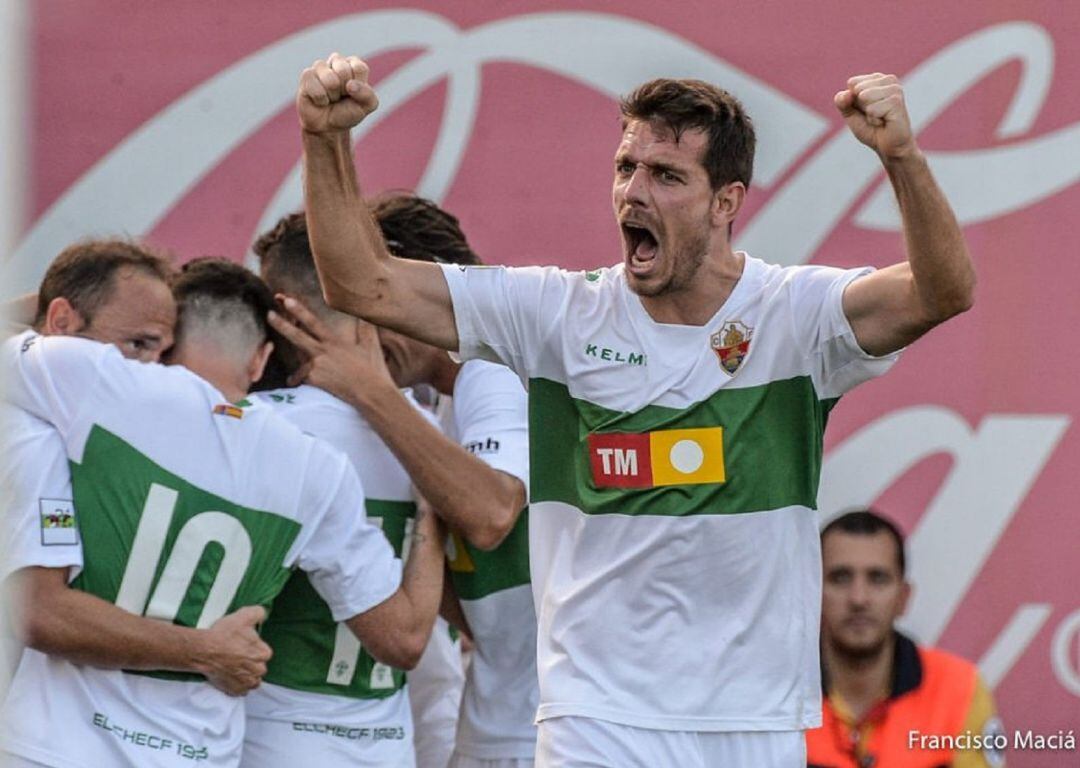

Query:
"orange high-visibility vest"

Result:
[[806, 632, 995, 768]]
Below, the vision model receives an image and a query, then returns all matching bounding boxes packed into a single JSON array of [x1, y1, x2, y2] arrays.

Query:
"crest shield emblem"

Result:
[[711, 321, 753, 375]]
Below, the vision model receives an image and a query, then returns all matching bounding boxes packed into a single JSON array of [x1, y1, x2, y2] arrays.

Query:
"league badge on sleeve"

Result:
[[39, 498, 78, 546], [710, 321, 753, 375]]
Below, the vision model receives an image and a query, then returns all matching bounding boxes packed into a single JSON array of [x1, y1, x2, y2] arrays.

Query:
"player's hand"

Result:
[[834, 73, 918, 161], [297, 52, 378, 134], [198, 606, 272, 696], [268, 294, 396, 403]]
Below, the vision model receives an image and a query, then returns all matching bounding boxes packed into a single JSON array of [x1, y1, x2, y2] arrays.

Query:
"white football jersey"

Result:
[[441, 257, 897, 731], [439, 361, 536, 760], [0, 332, 399, 767], [244, 385, 423, 766]]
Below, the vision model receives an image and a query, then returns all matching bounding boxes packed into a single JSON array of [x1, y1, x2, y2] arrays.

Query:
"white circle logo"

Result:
[[1052, 608, 1080, 697], [670, 440, 705, 474]]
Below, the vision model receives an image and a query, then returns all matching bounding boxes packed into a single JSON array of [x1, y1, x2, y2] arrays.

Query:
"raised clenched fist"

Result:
[[834, 73, 918, 161], [297, 52, 378, 134]]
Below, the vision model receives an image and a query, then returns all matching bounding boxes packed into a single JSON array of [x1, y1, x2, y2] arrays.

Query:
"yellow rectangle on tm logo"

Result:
[[649, 427, 725, 486]]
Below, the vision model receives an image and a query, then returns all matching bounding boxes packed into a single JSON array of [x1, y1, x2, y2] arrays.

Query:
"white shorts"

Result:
[[448, 756, 534, 768], [409, 620, 464, 768], [240, 717, 415, 768], [535, 717, 805, 768]]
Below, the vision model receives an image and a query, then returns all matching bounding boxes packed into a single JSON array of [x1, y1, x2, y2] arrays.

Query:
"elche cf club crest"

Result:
[[710, 321, 753, 375]]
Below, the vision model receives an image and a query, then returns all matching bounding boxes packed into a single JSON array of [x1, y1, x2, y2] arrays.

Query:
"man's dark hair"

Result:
[[253, 197, 481, 305], [171, 257, 275, 348], [34, 239, 173, 327], [250, 213, 325, 390], [620, 78, 756, 191], [369, 192, 482, 266], [252, 212, 324, 309], [821, 509, 907, 576]]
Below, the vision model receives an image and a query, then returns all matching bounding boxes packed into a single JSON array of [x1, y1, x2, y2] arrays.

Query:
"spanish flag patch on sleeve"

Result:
[[212, 404, 244, 419]]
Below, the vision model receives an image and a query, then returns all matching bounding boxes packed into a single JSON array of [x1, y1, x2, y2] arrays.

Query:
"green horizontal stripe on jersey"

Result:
[[260, 498, 415, 699], [69, 426, 302, 683], [450, 508, 530, 601], [529, 377, 838, 517]]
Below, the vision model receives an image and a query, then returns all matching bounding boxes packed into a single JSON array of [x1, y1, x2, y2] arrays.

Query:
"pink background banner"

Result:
[[10, 2, 1079, 762]]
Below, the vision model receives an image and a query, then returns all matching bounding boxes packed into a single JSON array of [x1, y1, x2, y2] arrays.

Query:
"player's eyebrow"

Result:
[[650, 161, 685, 177], [614, 154, 686, 177]]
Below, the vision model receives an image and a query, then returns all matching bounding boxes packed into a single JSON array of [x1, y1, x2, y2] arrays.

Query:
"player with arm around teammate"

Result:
[[241, 216, 465, 768], [1, 241, 272, 710], [261, 204, 536, 768], [0, 258, 445, 768]]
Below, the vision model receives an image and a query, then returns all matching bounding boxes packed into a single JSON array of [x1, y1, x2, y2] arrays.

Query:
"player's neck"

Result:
[[430, 353, 462, 396], [823, 633, 895, 721], [173, 349, 250, 404], [638, 247, 744, 326], [200, 366, 250, 404]]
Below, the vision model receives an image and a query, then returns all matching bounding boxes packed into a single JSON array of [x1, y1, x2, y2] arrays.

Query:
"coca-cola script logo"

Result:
[[8, 13, 1080, 291]]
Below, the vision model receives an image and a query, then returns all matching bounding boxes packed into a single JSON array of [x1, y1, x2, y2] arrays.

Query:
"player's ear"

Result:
[[899, 580, 913, 616], [248, 340, 274, 387], [711, 181, 746, 230], [43, 297, 87, 336]]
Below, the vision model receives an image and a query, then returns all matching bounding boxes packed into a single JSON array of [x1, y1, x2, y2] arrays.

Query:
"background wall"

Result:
[[4, 2, 1078, 762], [0, 0, 28, 701]]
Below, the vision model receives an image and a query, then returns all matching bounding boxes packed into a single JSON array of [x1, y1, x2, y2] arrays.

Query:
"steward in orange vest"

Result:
[[807, 630, 1004, 767], [807, 510, 1004, 768]]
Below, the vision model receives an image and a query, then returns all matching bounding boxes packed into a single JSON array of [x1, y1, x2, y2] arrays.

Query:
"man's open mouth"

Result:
[[622, 221, 659, 266]]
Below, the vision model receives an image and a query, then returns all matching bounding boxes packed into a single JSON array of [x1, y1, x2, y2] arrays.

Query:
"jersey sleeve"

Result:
[[295, 446, 403, 621], [0, 332, 112, 438], [787, 265, 900, 398], [439, 263, 574, 381], [453, 362, 530, 493], [0, 407, 84, 584]]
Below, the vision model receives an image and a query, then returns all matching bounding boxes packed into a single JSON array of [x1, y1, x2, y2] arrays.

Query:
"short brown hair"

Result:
[[252, 212, 323, 306], [250, 213, 333, 390], [171, 257, 275, 341], [822, 509, 907, 577], [369, 192, 481, 266], [620, 79, 755, 190], [34, 239, 173, 327]]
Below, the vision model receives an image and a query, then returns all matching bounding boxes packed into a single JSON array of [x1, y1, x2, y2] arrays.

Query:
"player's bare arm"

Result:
[[836, 73, 976, 356], [297, 53, 458, 350], [345, 500, 446, 669], [269, 296, 525, 550], [12, 567, 271, 696], [438, 569, 473, 642]]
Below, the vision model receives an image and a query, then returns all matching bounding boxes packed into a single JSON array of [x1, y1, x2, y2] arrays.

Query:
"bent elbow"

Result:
[[467, 504, 519, 552], [935, 282, 976, 323], [397, 650, 423, 671], [394, 631, 428, 670], [469, 527, 506, 553], [921, 271, 976, 326], [21, 609, 57, 653], [320, 269, 394, 321], [954, 283, 976, 315], [947, 272, 976, 317], [950, 264, 977, 316], [363, 635, 424, 671]]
